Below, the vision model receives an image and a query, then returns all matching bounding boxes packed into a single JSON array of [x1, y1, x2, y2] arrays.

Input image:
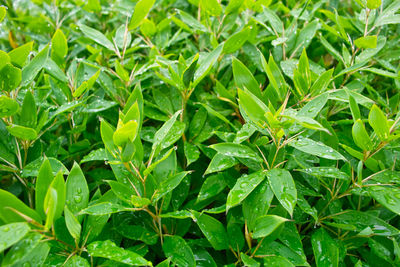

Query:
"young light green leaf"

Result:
[[0, 63, 22, 91], [354, 36, 377, 49], [368, 104, 390, 141], [8, 42, 33, 68], [0, 6, 6, 22], [367, 0, 381, 10], [0, 95, 19, 117], [200, 0, 222, 16], [128, 0, 156, 30], [51, 29, 68, 62], [266, 169, 297, 216], [6, 124, 37, 141], [352, 119, 374, 151], [35, 158, 54, 219]]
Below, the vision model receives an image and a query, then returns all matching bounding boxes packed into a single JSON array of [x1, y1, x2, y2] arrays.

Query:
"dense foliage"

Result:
[[0, 0, 400, 266]]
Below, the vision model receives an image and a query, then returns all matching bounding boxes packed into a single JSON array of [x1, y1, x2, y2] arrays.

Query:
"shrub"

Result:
[[0, 0, 400, 266]]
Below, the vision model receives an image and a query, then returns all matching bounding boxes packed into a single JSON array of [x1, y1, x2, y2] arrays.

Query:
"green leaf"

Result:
[[21, 44, 49, 86], [252, 215, 288, 239], [209, 143, 262, 162], [153, 171, 190, 201], [65, 255, 90, 267], [238, 88, 269, 127], [80, 24, 114, 51], [51, 29, 68, 62], [204, 153, 238, 175], [0, 63, 22, 91], [113, 120, 138, 147], [0, 223, 30, 253], [184, 141, 200, 166], [163, 235, 195, 267], [354, 36, 377, 49], [233, 57, 262, 99], [263, 256, 295, 267], [8, 42, 33, 68], [267, 169, 297, 216], [200, 0, 222, 16], [0, 6, 6, 22], [309, 69, 333, 96], [19, 91, 37, 128], [225, 0, 244, 14], [243, 180, 274, 230], [6, 124, 37, 141], [348, 94, 361, 122], [368, 104, 390, 141], [87, 240, 151, 266], [115, 60, 130, 82], [197, 173, 226, 203], [152, 110, 181, 155], [73, 69, 101, 97], [223, 27, 250, 54], [66, 162, 89, 219], [128, 0, 156, 30], [117, 224, 158, 245], [367, 0, 381, 9], [0, 189, 42, 223], [352, 119, 374, 151], [241, 253, 260, 267], [192, 211, 229, 250], [226, 170, 265, 211], [366, 186, 400, 216], [0, 95, 19, 117], [289, 137, 346, 160], [260, 52, 287, 101], [44, 172, 65, 227], [64, 206, 81, 240], [193, 44, 223, 87], [80, 202, 131, 215], [35, 158, 54, 219], [311, 228, 339, 267], [101, 119, 117, 154], [298, 167, 350, 180], [333, 210, 400, 236]]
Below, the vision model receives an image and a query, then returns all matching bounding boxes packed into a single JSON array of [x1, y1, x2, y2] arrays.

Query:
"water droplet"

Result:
[[74, 195, 82, 203], [2, 226, 9, 232]]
